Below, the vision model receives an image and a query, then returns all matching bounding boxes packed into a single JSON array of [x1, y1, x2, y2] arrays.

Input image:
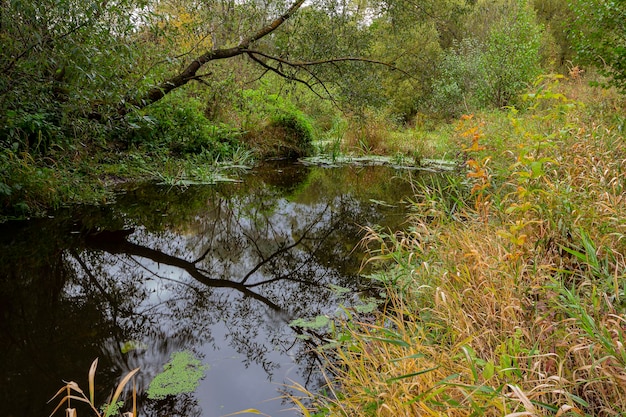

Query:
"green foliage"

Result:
[[0, 110, 62, 154], [240, 89, 315, 157], [369, 20, 442, 121], [0, 147, 112, 218], [430, 38, 485, 117], [532, 0, 575, 68], [568, 0, 626, 93], [431, 0, 544, 117], [269, 113, 314, 149], [479, 2, 544, 107], [125, 92, 241, 156], [0, 0, 143, 147], [147, 351, 208, 400]]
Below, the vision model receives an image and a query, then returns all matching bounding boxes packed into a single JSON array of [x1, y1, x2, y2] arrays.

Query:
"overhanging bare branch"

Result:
[[243, 49, 416, 79]]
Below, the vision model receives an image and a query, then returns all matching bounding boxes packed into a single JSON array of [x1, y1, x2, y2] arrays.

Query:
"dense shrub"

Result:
[[240, 89, 315, 158], [431, 0, 544, 117], [124, 92, 240, 156], [269, 113, 314, 154], [430, 38, 485, 118], [0, 109, 62, 155], [568, 0, 626, 93]]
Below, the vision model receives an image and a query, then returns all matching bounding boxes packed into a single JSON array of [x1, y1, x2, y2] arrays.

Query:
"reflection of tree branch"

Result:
[[191, 200, 223, 264], [82, 205, 341, 355], [239, 204, 330, 284], [85, 239, 284, 313], [247, 214, 338, 288], [70, 249, 128, 319], [238, 229, 309, 285], [70, 249, 139, 371], [126, 255, 202, 295], [245, 266, 318, 288]]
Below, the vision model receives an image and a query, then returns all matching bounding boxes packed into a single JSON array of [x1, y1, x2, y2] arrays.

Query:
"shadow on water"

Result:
[[0, 162, 436, 417]]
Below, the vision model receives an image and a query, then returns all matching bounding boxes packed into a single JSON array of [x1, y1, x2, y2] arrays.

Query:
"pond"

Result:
[[0, 162, 441, 417]]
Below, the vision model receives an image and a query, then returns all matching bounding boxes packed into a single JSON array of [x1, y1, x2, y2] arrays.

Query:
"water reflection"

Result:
[[0, 163, 423, 417]]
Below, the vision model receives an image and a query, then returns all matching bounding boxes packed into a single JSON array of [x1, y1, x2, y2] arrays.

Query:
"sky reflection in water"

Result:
[[0, 163, 428, 417]]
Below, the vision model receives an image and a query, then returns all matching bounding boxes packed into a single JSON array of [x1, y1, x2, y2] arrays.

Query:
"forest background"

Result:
[[1, 0, 623, 217]]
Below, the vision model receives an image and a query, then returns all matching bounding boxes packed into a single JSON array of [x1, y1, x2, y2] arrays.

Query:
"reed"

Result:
[[48, 359, 139, 417], [291, 76, 626, 416]]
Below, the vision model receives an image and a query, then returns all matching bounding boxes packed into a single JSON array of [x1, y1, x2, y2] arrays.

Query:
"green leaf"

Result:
[[529, 161, 544, 178], [390, 353, 426, 363], [364, 336, 410, 347], [559, 245, 587, 262], [482, 361, 495, 380]]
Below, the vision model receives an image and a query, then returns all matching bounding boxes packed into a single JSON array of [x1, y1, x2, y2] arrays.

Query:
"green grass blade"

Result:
[[386, 366, 439, 383]]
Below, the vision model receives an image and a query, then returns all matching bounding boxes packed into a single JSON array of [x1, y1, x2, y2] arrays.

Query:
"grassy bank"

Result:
[[292, 77, 626, 416], [0, 88, 315, 220], [0, 145, 257, 220]]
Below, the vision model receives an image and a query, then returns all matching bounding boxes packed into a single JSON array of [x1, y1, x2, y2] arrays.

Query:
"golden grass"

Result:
[[291, 78, 626, 416], [49, 359, 139, 417], [343, 117, 389, 155]]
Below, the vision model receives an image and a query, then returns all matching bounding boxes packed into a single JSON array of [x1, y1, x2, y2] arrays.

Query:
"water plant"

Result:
[[49, 351, 210, 417]]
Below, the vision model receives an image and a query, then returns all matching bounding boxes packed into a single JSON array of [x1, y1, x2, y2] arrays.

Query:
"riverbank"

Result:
[[290, 78, 626, 415], [0, 146, 254, 221], [0, 105, 449, 222]]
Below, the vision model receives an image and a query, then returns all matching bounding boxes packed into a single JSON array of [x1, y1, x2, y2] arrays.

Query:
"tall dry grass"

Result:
[[292, 76, 626, 416]]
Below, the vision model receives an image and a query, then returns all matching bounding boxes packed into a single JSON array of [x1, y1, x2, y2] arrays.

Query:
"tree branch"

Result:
[[244, 49, 416, 79], [242, 48, 416, 109], [120, 0, 307, 114], [246, 51, 331, 103]]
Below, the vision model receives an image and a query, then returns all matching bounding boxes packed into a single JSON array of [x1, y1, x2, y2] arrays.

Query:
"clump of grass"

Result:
[[49, 359, 139, 417], [246, 111, 314, 158], [292, 77, 626, 416], [343, 113, 390, 155]]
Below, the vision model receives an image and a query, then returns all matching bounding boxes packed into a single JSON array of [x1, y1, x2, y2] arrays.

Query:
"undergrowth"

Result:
[[291, 76, 626, 416], [0, 141, 255, 221]]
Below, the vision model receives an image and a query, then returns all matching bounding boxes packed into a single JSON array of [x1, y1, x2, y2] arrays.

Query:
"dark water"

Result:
[[0, 162, 431, 417]]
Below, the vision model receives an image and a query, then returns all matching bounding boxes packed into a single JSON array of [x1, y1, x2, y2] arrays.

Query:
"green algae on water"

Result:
[[147, 351, 208, 400]]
